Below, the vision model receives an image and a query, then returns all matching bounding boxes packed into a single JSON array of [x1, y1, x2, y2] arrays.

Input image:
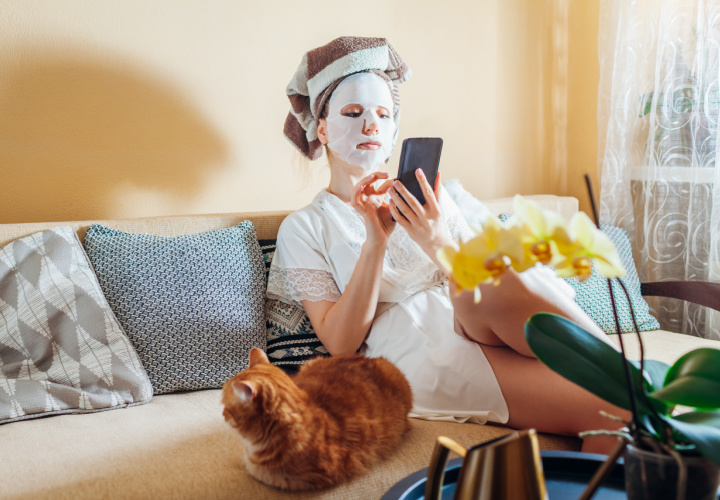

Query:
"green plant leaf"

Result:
[[651, 377, 720, 410], [664, 348, 720, 383], [664, 411, 720, 467], [674, 410, 720, 427], [639, 359, 674, 416], [524, 313, 665, 432], [652, 349, 720, 408], [641, 359, 671, 391]]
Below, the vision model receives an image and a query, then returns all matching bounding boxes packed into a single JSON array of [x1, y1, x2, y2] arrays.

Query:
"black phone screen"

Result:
[[396, 137, 443, 206]]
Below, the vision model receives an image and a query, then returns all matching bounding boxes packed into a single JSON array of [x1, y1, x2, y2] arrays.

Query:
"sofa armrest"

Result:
[[641, 281, 720, 313]]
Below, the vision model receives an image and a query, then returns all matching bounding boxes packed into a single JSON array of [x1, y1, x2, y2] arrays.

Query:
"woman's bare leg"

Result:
[[480, 343, 629, 454], [452, 266, 611, 357], [450, 267, 628, 453]]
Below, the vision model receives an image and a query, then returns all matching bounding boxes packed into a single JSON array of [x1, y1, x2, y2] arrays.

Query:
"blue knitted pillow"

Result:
[[84, 222, 267, 394], [258, 240, 328, 375], [497, 214, 659, 334]]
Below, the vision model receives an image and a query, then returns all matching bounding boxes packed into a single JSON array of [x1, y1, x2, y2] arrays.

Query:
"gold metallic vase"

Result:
[[425, 429, 548, 500]]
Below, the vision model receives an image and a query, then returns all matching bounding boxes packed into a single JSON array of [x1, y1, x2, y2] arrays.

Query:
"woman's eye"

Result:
[[343, 112, 361, 117]]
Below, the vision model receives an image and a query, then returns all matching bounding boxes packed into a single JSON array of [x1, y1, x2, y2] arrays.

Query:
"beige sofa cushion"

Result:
[[0, 386, 577, 500], [1, 330, 717, 500]]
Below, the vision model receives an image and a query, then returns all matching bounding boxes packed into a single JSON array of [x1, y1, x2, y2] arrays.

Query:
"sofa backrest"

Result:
[[0, 195, 579, 247]]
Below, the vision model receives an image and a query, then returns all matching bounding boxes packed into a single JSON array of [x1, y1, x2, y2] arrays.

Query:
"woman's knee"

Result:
[[455, 315, 505, 346]]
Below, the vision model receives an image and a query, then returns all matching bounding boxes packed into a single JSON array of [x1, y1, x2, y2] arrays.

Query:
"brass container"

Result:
[[425, 429, 547, 500]]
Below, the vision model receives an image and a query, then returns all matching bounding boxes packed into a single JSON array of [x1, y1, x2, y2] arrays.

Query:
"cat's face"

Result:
[[221, 348, 298, 436]]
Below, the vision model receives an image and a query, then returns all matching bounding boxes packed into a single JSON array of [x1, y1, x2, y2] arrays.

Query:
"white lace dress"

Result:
[[266, 188, 509, 424]]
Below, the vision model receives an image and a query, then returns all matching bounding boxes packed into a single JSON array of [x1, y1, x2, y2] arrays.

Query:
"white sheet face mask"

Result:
[[325, 72, 395, 170]]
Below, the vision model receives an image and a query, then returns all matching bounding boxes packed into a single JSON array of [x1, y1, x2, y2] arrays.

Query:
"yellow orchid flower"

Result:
[[439, 196, 626, 299], [553, 212, 626, 282], [437, 216, 524, 302], [511, 195, 573, 271]]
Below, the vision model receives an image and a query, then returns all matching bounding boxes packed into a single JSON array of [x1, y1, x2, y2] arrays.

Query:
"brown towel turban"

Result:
[[284, 36, 411, 160]]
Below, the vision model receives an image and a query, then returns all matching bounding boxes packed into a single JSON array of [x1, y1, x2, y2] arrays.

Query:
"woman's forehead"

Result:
[[329, 73, 394, 110]]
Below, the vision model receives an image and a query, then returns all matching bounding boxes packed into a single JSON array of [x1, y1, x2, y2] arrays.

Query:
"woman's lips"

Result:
[[356, 141, 382, 150]]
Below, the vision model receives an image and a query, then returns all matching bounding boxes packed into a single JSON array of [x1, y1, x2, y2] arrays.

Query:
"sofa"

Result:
[[1, 194, 719, 500]]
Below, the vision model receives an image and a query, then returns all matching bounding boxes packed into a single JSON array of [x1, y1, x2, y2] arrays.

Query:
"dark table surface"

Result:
[[383, 450, 625, 500]]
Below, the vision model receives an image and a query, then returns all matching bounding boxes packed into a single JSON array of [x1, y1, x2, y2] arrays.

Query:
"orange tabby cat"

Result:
[[221, 348, 413, 490]]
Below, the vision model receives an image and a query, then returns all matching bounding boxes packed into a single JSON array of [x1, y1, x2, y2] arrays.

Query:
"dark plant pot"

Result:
[[624, 445, 720, 500]]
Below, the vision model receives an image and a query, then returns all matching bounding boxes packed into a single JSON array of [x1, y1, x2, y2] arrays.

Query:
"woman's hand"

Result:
[[388, 169, 454, 266], [351, 171, 396, 247]]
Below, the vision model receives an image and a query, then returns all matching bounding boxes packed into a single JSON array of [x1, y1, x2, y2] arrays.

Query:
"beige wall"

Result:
[[0, 0, 600, 223], [567, 0, 601, 216]]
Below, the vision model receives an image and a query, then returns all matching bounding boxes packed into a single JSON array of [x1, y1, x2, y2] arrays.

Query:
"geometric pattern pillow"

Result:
[[84, 222, 267, 394], [0, 227, 152, 424], [496, 214, 660, 334], [259, 240, 328, 375], [564, 225, 660, 334]]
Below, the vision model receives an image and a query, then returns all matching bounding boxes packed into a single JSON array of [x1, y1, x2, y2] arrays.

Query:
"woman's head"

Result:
[[317, 72, 395, 170], [284, 37, 411, 164]]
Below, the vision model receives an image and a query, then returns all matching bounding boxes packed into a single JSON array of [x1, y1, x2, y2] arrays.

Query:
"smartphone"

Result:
[[394, 137, 443, 217]]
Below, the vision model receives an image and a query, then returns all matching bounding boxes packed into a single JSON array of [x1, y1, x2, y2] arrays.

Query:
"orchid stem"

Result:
[[584, 174, 600, 230], [607, 278, 640, 436], [616, 279, 645, 380], [616, 279, 671, 439], [585, 174, 641, 439]]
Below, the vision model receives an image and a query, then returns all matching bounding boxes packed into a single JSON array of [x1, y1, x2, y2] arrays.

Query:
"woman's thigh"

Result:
[[452, 268, 609, 357], [480, 343, 630, 453]]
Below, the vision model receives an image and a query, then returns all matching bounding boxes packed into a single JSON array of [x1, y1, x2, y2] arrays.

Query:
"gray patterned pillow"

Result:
[[0, 227, 152, 425], [84, 222, 267, 394]]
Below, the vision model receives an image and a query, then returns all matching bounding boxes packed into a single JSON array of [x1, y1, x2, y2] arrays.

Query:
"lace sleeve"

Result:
[[267, 210, 342, 307], [267, 267, 342, 307]]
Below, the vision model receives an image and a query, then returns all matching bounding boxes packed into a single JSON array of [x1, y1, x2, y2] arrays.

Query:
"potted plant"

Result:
[[438, 188, 720, 500], [525, 313, 720, 500]]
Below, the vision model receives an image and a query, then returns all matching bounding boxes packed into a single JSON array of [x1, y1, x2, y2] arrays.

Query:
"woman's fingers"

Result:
[[391, 180, 423, 220], [417, 169, 440, 215], [352, 172, 396, 229], [388, 199, 410, 228], [351, 180, 365, 207], [355, 171, 385, 191], [352, 173, 390, 212], [361, 172, 390, 196], [376, 178, 395, 194], [353, 172, 385, 204], [388, 188, 414, 222]]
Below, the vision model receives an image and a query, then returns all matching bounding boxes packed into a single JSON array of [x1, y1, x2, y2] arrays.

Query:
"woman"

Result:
[[270, 37, 626, 453]]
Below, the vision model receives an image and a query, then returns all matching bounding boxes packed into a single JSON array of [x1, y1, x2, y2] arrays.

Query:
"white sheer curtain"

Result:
[[598, 0, 720, 339]]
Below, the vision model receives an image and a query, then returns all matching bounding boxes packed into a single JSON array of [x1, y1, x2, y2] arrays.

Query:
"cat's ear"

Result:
[[232, 380, 255, 403], [249, 348, 270, 367]]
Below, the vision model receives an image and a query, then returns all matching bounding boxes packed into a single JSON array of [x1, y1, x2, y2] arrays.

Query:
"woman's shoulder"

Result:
[[277, 194, 328, 241], [281, 202, 322, 228]]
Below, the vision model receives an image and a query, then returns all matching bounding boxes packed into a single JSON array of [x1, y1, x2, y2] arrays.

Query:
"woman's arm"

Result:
[[303, 172, 396, 356], [303, 240, 386, 356]]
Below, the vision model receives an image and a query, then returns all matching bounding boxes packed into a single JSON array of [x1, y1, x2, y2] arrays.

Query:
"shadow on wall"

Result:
[[0, 51, 228, 223]]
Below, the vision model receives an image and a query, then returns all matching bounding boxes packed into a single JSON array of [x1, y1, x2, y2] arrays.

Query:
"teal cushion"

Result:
[[497, 213, 659, 334], [565, 225, 660, 334]]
